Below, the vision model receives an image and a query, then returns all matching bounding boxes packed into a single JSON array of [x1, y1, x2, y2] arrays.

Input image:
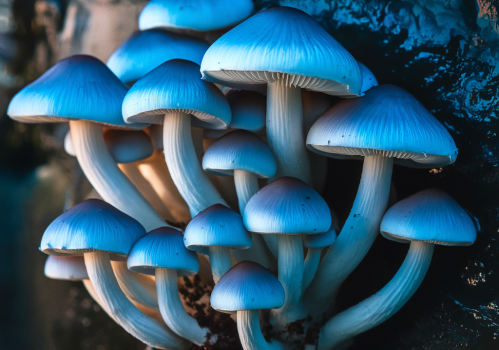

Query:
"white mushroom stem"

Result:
[[69, 120, 168, 232], [84, 252, 191, 350], [233, 170, 277, 270], [270, 235, 306, 332], [317, 241, 434, 350], [304, 155, 393, 318], [156, 268, 210, 346], [267, 79, 312, 185], [237, 310, 285, 350], [137, 151, 191, 226], [163, 112, 227, 217], [83, 279, 109, 313], [302, 247, 322, 293], [118, 163, 173, 222], [208, 246, 233, 284]]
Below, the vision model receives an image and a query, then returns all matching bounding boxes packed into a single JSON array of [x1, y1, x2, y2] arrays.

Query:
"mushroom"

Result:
[[123, 59, 232, 217], [317, 189, 477, 349], [40, 199, 189, 350], [243, 177, 331, 336], [357, 61, 378, 93], [201, 7, 362, 185], [128, 227, 213, 346], [304, 84, 458, 318], [184, 204, 252, 283], [203, 129, 277, 267], [211, 261, 286, 350]]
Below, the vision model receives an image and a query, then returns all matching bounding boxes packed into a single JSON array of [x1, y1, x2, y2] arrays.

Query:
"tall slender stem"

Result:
[[302, 248, 322, 293], [237, 310, 285, 350], [267, 79, 312, 185], [304, 155, 393, 318], [318, 241, 434, 350], [208, 246, 233, 284], [163, 112, 227, 217], [69, 120, 168, 232], [233, 170, 277, 269], [84, 252, 191, 350]]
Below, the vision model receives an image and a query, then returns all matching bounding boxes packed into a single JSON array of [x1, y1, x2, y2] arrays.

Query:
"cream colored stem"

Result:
[[84, 252, 191, 350], [137, 151, 191, 225], [163, 112, 227, 217], [318, 242, 434, 349], [69, 120, 169, 231], [305, 155, 394, 318], [233, 170, 277, 269], [267, 79, 312, 185], [156, 268, 209, 346], [119, 163, 173, 222], [237, 310, 285, 350]]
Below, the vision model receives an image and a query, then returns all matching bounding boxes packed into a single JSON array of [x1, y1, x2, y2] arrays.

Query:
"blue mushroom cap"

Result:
[[139, 0, 254, 32], [306, 84, 458, 168], [380, 188, 477, 246], [201, 7, 362, 97], [123, 59, 231, 129], [40, 199, 146, 259], [357, 61, 378, 93], [203, 130, 277, 178], [107, 30, 209, 85], [211, 261, 284, 312], [104, 129, 153, 164], [184, 204, 252, 255], [303, 225, 337, 249], [8, 55, 146, 129], [225, 90, 266, 133], [128, 227, 199, 276], [244, 177, 331, 235]]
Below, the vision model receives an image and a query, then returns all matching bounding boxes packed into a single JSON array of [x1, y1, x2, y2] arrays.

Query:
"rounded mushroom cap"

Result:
[[123, 59, 231, 129], [306, 84, 458, 168], [8, 55, 146, 129], [139, 0, 253, 32], [201, 7, 362, 97], [107, 30, 209, 86], [358, 61, 378, 93], [226, 89, 266, 133], [40, 199, 146, 260], [211, 261, 284, 313], [104, 129, 153, 164], [64, 130, 76, 157], [244, 177, 331, 235], [303, 225, 336, 249], [44, 255, 88, 281], [380, 188, 477, 246], [184, 204, 252, 254], [203, 130, 277, 178], [128, 227, 199, 276]]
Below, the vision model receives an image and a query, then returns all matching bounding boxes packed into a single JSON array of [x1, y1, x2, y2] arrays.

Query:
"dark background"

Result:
[[0, 0, 497, 349]]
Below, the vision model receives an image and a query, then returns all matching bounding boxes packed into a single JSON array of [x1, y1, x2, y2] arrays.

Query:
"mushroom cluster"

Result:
[[8, 3, 478, 350]]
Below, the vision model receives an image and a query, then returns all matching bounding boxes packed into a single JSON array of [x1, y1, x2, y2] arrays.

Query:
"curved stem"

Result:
[[208, 246, 233, 284], [304, 155, 393, 318], [84, 252, 191, 350], [119, 162, 173, 222], [137, 151, 191, 226], [318, 241, 434, 350], [163, 112, 227, 217], [156, 268, 209, 346], [267, 79, 312, 185], [270, 235, 306, 333], [302, 247, 322, 293], [237, 310, 285, 350], [233, 170, 277, 270], [83, 279, 108, 313], [69, 120, 168, 232]]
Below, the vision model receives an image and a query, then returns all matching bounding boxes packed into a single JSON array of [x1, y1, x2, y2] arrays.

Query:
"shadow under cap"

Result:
[[40, 199, 146, 259], [8, 55, 147, 129], [380, 188, 477, 246], [139, 0, 254, 32], [127, 227, 199, 277], [203, 130, 277, 178], [211, 261, 285, 313], [123, 59, 231, 129], [200, 6, 362, 97], [306, 84, 458, 167], [107, 30, 209, 85], [243, 177, 331, 235], [104, 129, 154, 164]]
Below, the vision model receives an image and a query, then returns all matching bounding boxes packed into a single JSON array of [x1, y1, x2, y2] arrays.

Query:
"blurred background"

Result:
[[0, 0, 498, 349]]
